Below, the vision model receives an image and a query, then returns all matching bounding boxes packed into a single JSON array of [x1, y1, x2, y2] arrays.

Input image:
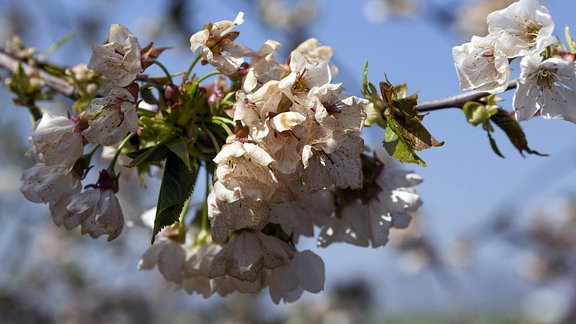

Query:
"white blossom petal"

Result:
[[487, 0, 556, 58], [514, 55, 576, 123]]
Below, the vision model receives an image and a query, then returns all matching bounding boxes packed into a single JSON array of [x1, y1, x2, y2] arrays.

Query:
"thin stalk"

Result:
[[184, 53, 202, 80], [179, 194, 192, 225], [203, 126, 222, 153], [211, 115, 234, 136], [197, 70, 221, 84], [107, 133, 135, 173], [153, 60, 173, 84]]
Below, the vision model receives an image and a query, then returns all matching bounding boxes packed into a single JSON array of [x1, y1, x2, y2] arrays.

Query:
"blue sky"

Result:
[[3, 0, 576, 316]]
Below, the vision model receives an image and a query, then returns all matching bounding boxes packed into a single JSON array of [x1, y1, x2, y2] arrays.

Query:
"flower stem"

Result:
[[197, 70, 221, 84], [107, 132, 135, 173], [211, 115, 234, 135], [152, 60, 173, 84], [179, 193, 192, 225], [202, 126, 223, 153], [184, 53, 202, 80]]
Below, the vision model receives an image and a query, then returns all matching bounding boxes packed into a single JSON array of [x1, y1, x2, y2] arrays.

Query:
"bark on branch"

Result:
[[415, 80, 517, 112], [1, 46, 518, 115], [0, 48, 79, 100]]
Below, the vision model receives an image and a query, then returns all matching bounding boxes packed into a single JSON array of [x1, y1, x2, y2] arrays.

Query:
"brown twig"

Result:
[[415, 80, 518, 112], [0, 48, 79, 100]]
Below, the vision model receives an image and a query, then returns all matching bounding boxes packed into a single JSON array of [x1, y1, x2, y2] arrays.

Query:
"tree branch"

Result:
[[0, 48, 79, 100], [1, 45, 519, 116], [415, 80, 517, 112]]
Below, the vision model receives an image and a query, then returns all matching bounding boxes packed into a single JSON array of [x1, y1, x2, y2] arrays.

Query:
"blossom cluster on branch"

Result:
[[1, 0, 573, 304], [453, 0, 576, 123]]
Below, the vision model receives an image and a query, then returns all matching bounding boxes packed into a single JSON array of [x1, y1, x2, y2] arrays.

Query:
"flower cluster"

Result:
[[137, 13, 423, 302], [20, 24, 145, 241], [452, 0, 576, 123], [16, 12, 425, 304]]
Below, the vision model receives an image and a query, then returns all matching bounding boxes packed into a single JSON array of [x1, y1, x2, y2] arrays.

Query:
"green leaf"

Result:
[[137, 107, 157, 118], [383, 87, 444, 153], [40, 29, 76, 59], [361, 61, 371, 97], [489, 108, 547, 157], [164, 137, 191, 169], [566, 25, 576, 52], [140, 86, 159, 105], [152, 151, 197, 243], [126, 144, 169, 167], [484, 121, 505, 158], [383, 125, 426, 166], [72, 93, 95, 112], [362, 70, 442, 165]]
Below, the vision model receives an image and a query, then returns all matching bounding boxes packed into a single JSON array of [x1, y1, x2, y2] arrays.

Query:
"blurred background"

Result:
[[2, 0, 576, 323]]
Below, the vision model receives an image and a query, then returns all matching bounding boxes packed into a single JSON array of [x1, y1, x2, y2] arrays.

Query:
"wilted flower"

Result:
[[208, 181, 271, 244], [64, 170, 124, 241], [190, 12, 253, 75], [213, 140, 277, 201], [88, 24, 143, 87], [81, 87, 138, 145]]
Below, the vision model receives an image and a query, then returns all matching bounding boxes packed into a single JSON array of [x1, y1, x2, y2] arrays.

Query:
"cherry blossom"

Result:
[[208, 230, 293, 286], [30, 112, 84, 168], [138, 224, 187, 284], [514, 55, 576, 123], [268, 250, 325, 304], [366, 167, 423, 247], [20, 163, 81, 204], [181, 243, 223, 297], [487, 0, 556, 58], [61, 170, 124, 241], [242, 40, 286, 93], [452, 35, 511, 93], [317, 202, 371, 248]]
